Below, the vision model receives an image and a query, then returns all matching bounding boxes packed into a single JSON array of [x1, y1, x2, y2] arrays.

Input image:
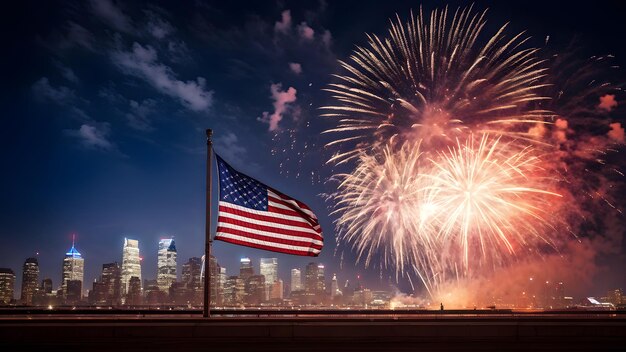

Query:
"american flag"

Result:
[[214, 154, 323, 256]]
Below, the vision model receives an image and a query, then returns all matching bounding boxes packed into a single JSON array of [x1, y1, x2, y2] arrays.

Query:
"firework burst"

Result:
[[422, 135, 562, 275], [321, 5, 624, 298], [322, 5, 551, 165], [330, 141, 435, 274]]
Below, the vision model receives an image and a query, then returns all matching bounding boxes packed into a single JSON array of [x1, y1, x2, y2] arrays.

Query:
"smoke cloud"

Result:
[[274, 10, 291, 34], [608, 122, 625, 143], [598, 94, 618, 112], [259, 83, 297, 131]]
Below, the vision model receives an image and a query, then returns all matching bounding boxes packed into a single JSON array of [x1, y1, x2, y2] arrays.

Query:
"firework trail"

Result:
[[321, 4, 551, 165], [323, 5, 624, 299]]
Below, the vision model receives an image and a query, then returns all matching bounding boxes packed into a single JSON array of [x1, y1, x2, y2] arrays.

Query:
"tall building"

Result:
[[260, 258, 278, 300], [62, 237, 84, 299], [239, 257, 253, 281], [182, 257, 202, 305], [291, 268, 302, 293], [89, 280, 107, 305], [125, 276, 142, 306], [304, 262, 318, 294], [331, 274, 340, 298], [260, 258, 278, 284], [66, 280, 82, 304], [223, 276, 244, 305], [209, 255, 220, 306], [0, 268, 15, 305], [316, 264, 326, 294], [218, 267, 227, 306], [244, 275, 265, 305], [121, 238, 141, 296], [199, 254, 221, 306], [20, 257, 39, 305], [157, 238, 177, 292], [33, 278, 56, 307], [270, 279, 284, 301], [41, 278, 53, 294], [101, 262, 122, 305]]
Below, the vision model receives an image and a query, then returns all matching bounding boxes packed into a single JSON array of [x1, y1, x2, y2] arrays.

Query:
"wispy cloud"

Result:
[[55, 63, 79, 84], [146, 11, 173, 39], [215, 132, 247, 166], [90, 0, 134, 33], [31, 77, 76, 105], [54, 22, 97, 52], [66, 122, 116, 152], [126, 99, 157, 131], [112, 42, 213, 112]]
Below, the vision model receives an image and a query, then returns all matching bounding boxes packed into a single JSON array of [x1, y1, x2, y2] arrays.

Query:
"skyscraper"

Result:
[[304, 262, 318, 294], [270, 279, 284, 301], [62, 237, 84, 299], [121, 238, 141, 296], [40, 278, 52, 294], [182, 257, 202, 305], [260, 258, 278, 300], [0, 268, 15, 305], [260, 258, 278, 284], [331, 274, 341, 298], [244, 275, 265, 305], [66, 280, 82, 304], [157, 238, 177, 292], [316, 264, 326, 294], [239, 257, 253, 281], [218, 267, 227, 306], [209, 255, 220, 306], [223, 276, 244, 305], [125, 276, 142, 306], [20, 257, 39, 305], [290, 268, 302, 293], [101, 262, 122, 305]]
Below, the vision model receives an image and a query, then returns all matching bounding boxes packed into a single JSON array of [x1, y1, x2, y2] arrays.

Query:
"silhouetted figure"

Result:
[[440, 303, 444, 311]]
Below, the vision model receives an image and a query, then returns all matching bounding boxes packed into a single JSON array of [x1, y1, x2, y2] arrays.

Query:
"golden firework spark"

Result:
[[322, 5, 551, 164]]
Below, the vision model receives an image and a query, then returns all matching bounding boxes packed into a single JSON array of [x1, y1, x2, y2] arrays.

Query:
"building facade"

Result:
[[290, 268, 302, 293], [182, 257, 203, 305], [121, 238, 141, 296], [62, 239, 84, 300], [125, 276, 142, 305], [239, 257, 253, 281], [0, 268, 15, 305], [101, 262, 122, 305], [20, 257, 39, 305], [304, 262, 318, 294], [244, 275, 265, 305], [157, 238, 177, 292], [260, 258, 278, 300]]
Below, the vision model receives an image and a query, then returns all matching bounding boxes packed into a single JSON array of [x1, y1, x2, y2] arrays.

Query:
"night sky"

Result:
[[1, 0, 625, 299]]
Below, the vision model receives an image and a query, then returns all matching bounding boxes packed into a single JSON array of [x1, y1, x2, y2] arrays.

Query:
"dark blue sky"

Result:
[[1, 0, 625, 298]]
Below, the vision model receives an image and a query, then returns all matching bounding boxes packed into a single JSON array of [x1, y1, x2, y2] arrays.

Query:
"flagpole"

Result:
[[203, 129, 213, 318]]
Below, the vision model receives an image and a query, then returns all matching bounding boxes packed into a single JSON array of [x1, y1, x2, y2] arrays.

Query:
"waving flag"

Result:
[[214, 154, 323, 256]]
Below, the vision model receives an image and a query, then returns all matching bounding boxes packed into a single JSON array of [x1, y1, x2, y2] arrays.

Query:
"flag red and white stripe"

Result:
[[214, 155, 323, 256]]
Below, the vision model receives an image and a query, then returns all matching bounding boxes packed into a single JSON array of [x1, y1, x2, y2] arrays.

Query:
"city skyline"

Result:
[[0, 235, 353, 302]]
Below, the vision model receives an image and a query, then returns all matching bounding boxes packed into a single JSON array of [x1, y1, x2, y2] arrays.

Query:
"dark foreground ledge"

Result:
[[1, 315, 625, 352]]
